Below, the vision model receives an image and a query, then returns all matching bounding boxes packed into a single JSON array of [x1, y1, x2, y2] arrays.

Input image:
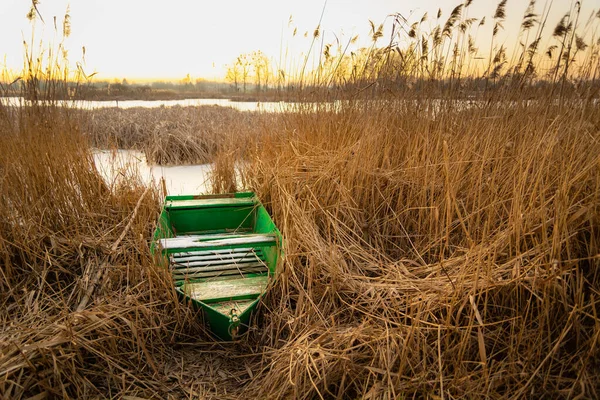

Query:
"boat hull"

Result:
[[152, 192, 282, 340]]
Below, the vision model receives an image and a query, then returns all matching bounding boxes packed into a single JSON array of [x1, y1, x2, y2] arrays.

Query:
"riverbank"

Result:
[[0, 89, 306, 102]]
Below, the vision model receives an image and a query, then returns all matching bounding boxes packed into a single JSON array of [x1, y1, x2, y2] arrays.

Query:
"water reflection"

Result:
[[93, 149, 212, 195]]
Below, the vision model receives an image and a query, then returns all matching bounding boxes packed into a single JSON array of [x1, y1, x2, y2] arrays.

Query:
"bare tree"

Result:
[[251, 50, 271, 91], [237, 55, 251, 92], [225, 62, 241, 91]]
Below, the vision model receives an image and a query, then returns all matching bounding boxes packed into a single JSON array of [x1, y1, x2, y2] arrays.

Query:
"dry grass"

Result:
[[2, 0, 600, 398], [220, 98, 600, 398], [6, 92, 600, 399], [82, 105, 267, 165], [0, 104, 229, 398], [3, 88, 600, 400]]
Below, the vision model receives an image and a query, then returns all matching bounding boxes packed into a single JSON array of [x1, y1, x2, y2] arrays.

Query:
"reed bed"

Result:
[[0, 103, 233, 398], [219, 97, 600, 398], [4, 93, 599, 399], [2, 0, 600, 398], [83, 105, 267, 165]]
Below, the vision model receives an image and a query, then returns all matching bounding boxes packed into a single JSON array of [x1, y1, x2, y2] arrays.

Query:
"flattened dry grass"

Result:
[[83, 105, 266, 165], [3, 97, 599, 399], [224, 98, 600, 398], [0, 104, 220, 398], [2, 0, 600, 397]]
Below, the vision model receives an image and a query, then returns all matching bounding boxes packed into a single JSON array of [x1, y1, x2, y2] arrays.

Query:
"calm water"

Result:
[[2, 96, 288, 112], [0, 96, 347, 113], [4, 96, 597, 114], [93, 149, 213, 195], [84, 98, 288, 112]]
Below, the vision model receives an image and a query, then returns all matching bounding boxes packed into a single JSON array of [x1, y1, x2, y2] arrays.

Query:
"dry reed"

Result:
[[2, 0, 600, 398], [0, 102, 228, 398], [82, 105, 264, 165], [223, 98, 600, 398]]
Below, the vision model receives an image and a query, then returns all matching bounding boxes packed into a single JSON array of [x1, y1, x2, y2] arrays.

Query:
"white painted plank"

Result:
[[173, 261, 267, 275], [177, 232, 249, 240], [174, 248, 254, 257], [166, 198, 255, 208], [172, 256, 264, 269], [173, 251, 262, 264], [173, 261, 266, 274], [159, 234, 276, 250], [174, 250, 262, 262], [174, 267, 266, 280]]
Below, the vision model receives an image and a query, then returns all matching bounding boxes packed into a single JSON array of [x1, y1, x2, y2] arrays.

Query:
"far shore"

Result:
[[0, 89, 305, 102]]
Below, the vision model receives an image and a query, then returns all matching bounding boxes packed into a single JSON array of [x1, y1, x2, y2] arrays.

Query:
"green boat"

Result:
[[151, 192, 282, 340]]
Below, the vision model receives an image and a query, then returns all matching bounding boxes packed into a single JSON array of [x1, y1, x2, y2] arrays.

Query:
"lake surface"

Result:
[[85, 98, 289, 112], [3, 96, 597, 114], [2, 96, 290, 112], [93, 149, 213, 195]]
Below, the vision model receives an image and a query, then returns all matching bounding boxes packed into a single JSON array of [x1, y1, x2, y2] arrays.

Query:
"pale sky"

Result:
[[0, 0, 595, 82]]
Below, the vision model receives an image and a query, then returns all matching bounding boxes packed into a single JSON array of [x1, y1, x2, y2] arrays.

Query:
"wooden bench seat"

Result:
[[183, 275, 270, 302], [165, 198, 255, 209], [159, 234, 276, 250]]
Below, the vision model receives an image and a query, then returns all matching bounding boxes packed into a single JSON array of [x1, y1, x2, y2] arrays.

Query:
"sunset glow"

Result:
[[0, 0, 597, 82]]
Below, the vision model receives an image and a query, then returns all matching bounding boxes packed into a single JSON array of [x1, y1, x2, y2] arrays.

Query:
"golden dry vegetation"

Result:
[[83, 106, 270, 165], [1, 0, 600, 398], [233, 98, 600, 398]]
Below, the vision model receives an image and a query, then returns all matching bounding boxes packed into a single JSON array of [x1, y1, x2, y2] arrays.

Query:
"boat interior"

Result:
[[153, 194, 280, 313]]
